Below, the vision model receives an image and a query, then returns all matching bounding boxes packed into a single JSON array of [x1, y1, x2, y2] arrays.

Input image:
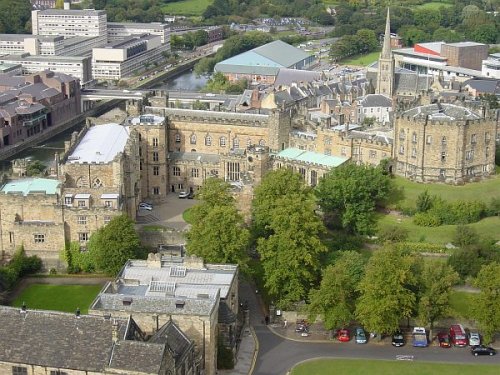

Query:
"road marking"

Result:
[[396, 355, 414, 361]]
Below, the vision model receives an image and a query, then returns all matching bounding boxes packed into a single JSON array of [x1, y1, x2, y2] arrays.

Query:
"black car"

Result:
[[392, 331, 405, 347], [471, 345, 496, 356]]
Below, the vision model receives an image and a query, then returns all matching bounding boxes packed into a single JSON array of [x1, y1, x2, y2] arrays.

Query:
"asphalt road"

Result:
[[241, 283, 500, 375]]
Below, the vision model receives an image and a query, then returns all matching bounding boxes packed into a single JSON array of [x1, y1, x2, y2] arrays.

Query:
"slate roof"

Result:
[[275, 147, 348, 168], [274, 68, 322, 87], [108, 341, 165, 374], [149, 320, 193, 361], [402, 103, 481, 121], [0, 307, 124, 371], [463, 79, 500, 95], [359, 94, 392, 108], [394, 72, 432, 94], [169, 151, 220, 164]]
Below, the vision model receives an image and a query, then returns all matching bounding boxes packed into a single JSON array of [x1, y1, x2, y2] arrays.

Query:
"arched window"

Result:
[[205, 135, 212, 146], [190, 134, 197, 145], [412, 132, 417, 143], [92, 178, 103, 188], [76, 177, 86, 188], [220, 136, 226, 147], [233, 138, 239, 149], [399, 130, 405, 140], [259, 139, 266, 146]]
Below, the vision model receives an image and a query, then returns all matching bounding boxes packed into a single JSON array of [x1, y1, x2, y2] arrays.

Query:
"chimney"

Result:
[[112, 319, 119, 343], [345, 122, 349, 134]]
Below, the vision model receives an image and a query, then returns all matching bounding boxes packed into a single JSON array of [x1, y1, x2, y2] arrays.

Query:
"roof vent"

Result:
[[75, 307, 81, 319], [175, 300, 185, 309], [197, 293, 210, 299], [122, 297, 133, 306]]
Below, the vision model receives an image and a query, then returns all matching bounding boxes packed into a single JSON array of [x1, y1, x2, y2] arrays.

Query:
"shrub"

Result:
[[394, 242, 447, 254], [378, 225, 409, 243], [413, 212, 441, 227], [63, 242, 95, 273], [416, 190, 433, 213], [452, 225, 479, 247], [450, 200, 486, 224], [486, 197, 500, 216], [0, 246, 42, 290]]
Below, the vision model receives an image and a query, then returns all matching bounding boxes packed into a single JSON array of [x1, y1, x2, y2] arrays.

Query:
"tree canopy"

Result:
[[88, 215, 142, 275], [472, 262, 500, 344], [316, 163, 393, 235], [0, 0, 31, 34]]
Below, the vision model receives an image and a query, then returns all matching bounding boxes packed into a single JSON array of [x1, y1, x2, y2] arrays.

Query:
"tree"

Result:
[[452, 225, 479, 248], [88, 215, 142, 275], [472, 262, 500, 344], [186, 205, 250, 271], [252, 169, 307, 238], [472, 24, 499, 44], [415, 190, 433, 213], [193, 177, 234, 209], [257, 193, 327, 308], [356, 247, 420, 336], [316, 163, 393, 235], [308, 251, 365, 330], [25, 160, 46, 176], [417, 263, 459, 338]]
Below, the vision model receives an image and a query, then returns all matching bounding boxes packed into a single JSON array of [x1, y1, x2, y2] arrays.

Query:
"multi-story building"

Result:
[[0, 70, 81, 151], [92, 34, 168, 80], [482, 53, 500, 79], [89, 255, 239, 375], [355, 94, 393, 125], [0, 305, 197, 375], [393, 103, 496, 183], [0, 34, 64, 56], [107, 22, 171, 44]]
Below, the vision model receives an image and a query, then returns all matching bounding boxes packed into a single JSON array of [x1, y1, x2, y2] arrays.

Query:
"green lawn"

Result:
[[162, 0, 212, 16], [392, 175, 500, 208], [291, 359, 499, 375], [11, 284, 103, 314], [377, 214, 500, 244], [416, 1, 453, 10], [341, 51, 380, 66], [449, 291, 475, 320]]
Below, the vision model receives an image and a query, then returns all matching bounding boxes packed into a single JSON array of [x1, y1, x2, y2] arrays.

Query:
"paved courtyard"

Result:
[[136, 193, 198, 230]]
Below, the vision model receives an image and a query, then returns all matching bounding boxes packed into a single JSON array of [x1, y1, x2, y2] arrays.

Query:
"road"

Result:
[[240, 283, 500, 375]]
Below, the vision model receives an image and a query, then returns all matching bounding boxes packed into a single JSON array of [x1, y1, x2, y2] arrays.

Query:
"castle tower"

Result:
[[376, 8, 394, 96]]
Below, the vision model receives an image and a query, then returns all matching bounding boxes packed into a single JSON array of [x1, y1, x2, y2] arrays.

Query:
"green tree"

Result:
[[452, 225, 479, 248], [356, 247, 420, 336], [55, 0, 65, 9], [25, 160, 46, 176], [472, 262, 500, 344], [472, 24, 499, 44], [416, 190, 433, 213], [88, 215, 142, 275], [257, 193, 327, 308], [417, 263, 459, 338], [252, 169, 307, 238], [308, 251, 365, 329], [316, 163, 393, 235]]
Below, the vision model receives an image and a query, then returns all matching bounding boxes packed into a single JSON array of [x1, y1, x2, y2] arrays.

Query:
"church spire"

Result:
[[381, 8, 391, 59]]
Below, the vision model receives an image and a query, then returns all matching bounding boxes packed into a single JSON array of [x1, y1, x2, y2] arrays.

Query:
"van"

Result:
[[449, 324, 468, 347], [412, 327, 428, 347]]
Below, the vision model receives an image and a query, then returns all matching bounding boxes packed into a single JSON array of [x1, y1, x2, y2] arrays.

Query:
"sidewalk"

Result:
[[219, 326, 258, 375]]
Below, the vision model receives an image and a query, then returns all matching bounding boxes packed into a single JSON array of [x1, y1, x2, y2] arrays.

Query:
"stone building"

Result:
[[0, 305, 197, 375], [89, 255, 240, 375], [393, 103, 496, 183]]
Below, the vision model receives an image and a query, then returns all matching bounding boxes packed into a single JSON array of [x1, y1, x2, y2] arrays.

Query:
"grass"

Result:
[[11, 284, 103, 314], [161, 0, 212, 16], [183, 207, 194, 224], [340, 51, 380, 66], [141, 224, 167, 232], [290, 359, 499, 375], [392, 175, 500, 208], [416, 1, 453, 10], [377, 214, 500, 244], [449, 291, 475, 320]]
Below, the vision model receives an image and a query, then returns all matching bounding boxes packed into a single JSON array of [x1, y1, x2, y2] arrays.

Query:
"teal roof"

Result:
[[276, 148, 348, 168], [1, 178, 61, 196], [253, 40, 312, 67], [214, 50, 283, 76]]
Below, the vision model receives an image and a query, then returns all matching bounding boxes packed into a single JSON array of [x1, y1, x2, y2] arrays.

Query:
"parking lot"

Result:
[[136, 193, 198, 230]]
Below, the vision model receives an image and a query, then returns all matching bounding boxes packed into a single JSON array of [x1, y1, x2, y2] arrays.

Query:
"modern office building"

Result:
[[0, 34, 64, 56], [482, 53, 500, 79], [108, 22, 171, 44]]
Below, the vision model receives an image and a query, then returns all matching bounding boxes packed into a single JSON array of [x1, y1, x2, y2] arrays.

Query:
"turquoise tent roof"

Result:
[[1, 178, 61, 196], [276, 148, 348, 168]]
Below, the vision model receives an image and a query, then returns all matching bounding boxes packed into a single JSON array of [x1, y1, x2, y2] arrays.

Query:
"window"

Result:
[[12, 367, 27, 375], [485, 132, 491, 142], [175, 133, 181, 143], [247, 138, 252, 147], [370, 150, 377, 159], [233, 138, 240, 149], [210, 169, 219, 177], [310, 170, 317, 187], [64, 196, 72, 205], [441, 136, 447, 146], [440, 169, 446, 178], [486, 147, 490, 158], [471, 134, 476, 144], [441, 151, 446, 162], [259, 139, 266, 146], [324, 136, 332, 145], [341, 147, 346, 156], [190, 134, 197, 144], [205, 135, 212, 146], [77, 216, 87, 225], [466, 150, 474, 161], [191, 168, 199, 178], [77, 200, 86, 207], [92, 178, 103, 188], [34, 234, 45, 243], [177, 184, 184, 190], [411, 147, 417, 158], [399, 130, 405, 140], [104, 200, 113, 208], [299, 167, 306, 179], [50, 371, 68, 375], [151, 151, 159, 162], [412, 132, 417, 143], [399, 145, 404, 155], [152, 137, 158, 147], [426, 135, 432, 145], [78, 232, 89, 242], [104, 216, 111, 224], [153, 166, 159, 176], [173, 166, 180, 176], [220, 136, 226, 147], [153, 187, 160, 195]]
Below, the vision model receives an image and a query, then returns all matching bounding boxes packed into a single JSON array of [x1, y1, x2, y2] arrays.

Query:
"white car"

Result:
[[469, 332, 481, 346], [138, 202, 153, 211], [178, 191, 190, 199]]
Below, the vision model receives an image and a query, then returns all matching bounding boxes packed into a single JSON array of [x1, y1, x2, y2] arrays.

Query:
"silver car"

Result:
[[469, 332, 481, 346]]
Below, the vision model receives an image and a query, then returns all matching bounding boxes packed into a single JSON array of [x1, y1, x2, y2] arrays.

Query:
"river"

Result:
[[0, 70, 209, 172]]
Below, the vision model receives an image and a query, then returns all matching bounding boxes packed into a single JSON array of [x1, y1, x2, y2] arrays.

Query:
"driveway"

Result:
[[136, 193, 198, 230]]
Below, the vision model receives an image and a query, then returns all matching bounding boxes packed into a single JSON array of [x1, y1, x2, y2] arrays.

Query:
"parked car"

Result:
[[437, 332, 451, 348], [178, 191, 190, 199], [138, 202, 153, 210], [449, 324, 468, 347], [337, 329, 350, 342], [471, 345, 496, 356], [355, 327, 367, 344], [469, 332, 481, 347], [187, 191, 195, 199], [392, 331, 405, 347]]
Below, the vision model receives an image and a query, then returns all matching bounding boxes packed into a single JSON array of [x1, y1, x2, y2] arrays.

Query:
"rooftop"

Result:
[[402, 103, 482, 121], [36, 8, 106, 16], [128, 114, 165, 125], [67, 123, 130, 164], [1, 178, 60, 196], [446, 41, 487, 48], [275, 147, 348, 168], [253, 40, 312, 67]]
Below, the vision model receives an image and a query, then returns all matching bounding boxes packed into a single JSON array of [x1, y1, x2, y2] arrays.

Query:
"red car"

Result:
[[438, 332, 451, 348], [337, 329, 350, 342]]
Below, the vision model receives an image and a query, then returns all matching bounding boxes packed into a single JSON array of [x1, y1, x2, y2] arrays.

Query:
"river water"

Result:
[[0, 70, 208, 172]]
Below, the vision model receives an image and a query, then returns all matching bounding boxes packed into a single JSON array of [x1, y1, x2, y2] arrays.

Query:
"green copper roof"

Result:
[[1, 178, 61, 196], [276, 148, 348, 168]]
